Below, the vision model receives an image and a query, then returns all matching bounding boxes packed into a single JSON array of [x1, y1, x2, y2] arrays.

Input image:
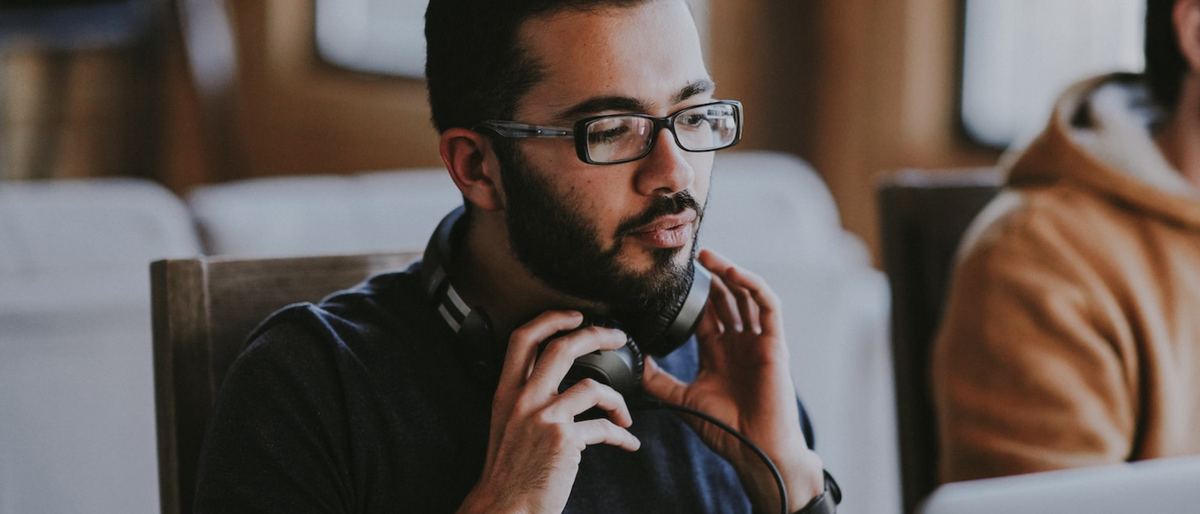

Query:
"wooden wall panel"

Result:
[[162, 0, 442, 193], [3, 46, 157, 181], [710, 0, 1001, 262], [242, 1, 442, 177]]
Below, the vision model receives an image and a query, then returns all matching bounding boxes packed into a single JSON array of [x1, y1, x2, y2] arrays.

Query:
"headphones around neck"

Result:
[[420, 206, 711, 395], [420, 210, 829, 514]]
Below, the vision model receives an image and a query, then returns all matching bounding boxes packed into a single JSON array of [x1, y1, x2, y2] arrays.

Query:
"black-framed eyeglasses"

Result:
[[476, 99, 743, 165]]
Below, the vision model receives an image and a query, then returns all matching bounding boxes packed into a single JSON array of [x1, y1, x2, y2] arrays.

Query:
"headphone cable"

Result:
[[632, 396, 789, 514]]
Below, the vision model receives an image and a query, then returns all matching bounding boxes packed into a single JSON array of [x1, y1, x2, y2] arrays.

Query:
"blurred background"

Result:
[[0, 0, 1144, 260]]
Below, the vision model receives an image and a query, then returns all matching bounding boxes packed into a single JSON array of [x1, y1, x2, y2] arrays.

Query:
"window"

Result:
[[315, 0, 429, 78], [960, 0, 1144, 148]]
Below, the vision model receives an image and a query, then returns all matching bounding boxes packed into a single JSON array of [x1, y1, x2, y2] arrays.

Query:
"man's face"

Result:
[[495, 0, 715, 336], [499, 141, 702, 347]]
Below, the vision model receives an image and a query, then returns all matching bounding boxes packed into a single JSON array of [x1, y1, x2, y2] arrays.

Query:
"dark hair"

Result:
[[1145, 0, 1188, 111], [424, 0, 653, 133]]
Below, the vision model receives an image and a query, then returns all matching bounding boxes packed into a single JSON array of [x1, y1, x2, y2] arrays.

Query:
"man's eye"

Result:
[[589, 125, 631, 144], [680, 114, 710, 128]]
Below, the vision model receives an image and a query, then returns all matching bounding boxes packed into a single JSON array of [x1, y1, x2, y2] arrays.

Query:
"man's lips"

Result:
[[629, 211, 697, 233], [626, 211, 697, 248]]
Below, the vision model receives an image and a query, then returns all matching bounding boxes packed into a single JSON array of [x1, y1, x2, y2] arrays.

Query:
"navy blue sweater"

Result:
[[193, 262, 814, 513]]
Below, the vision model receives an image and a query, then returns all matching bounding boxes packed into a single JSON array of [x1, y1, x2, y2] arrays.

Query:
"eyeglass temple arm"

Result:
[[478, 121, 573, 138]]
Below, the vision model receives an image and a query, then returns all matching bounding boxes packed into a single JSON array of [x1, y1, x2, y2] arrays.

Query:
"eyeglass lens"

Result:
[[584, 103, 739, 163]]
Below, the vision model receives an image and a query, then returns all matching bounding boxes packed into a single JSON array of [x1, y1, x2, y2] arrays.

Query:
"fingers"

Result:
[[698, 249, 782, 337], [497, 310, 585, 398], [476, 313, 642, 513], [528, 325, 628, 397], [500, 312, 632, 423], [553, 379, 634, 427], [726, 265, 782, 336], [640, 356, 688, 405], [697, 298, 722, 338], [707, 270, 740, 332], [574, 418, 641, 451], [732, 270, 763, 334]]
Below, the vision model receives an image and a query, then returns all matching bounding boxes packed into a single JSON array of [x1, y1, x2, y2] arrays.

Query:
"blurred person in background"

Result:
[[933, 0, 1200, 483]]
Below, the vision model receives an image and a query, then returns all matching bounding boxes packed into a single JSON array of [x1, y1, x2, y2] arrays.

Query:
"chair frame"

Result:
[[878, 167, 1002, 514], [150, 252, 420, 514]]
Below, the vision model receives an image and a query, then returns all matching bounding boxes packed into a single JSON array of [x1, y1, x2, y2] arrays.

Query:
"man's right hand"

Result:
[[455, 310, 641, 514]]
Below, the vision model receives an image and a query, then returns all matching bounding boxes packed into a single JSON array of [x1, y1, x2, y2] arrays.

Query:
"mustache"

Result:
[[615, 190, 703, 237]]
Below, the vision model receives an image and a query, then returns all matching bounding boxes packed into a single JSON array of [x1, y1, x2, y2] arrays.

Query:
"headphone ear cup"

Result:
[[563, 337, 644, 398], [544, 318, 644, 398], [638, 291, 688, 357], [637, 262, 711, 357], [625, 338, 645, 385]]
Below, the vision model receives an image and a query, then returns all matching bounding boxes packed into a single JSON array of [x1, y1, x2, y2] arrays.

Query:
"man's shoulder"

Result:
[[957, 183, 1140, 271], [318, 261, 428, 318], [237, 263, 438, 366], [256, 263, 425, 330]]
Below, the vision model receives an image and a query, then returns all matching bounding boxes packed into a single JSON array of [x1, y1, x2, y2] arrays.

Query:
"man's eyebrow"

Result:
[[552, 79, 716, 123], [673, 79, 714, 104], [554, 96, 648, 123]]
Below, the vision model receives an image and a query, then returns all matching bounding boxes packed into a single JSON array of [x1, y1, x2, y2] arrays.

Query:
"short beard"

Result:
[[496, 142, 705, 352]]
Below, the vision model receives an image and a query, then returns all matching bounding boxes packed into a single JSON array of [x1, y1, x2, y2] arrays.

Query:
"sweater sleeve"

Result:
[[931, 208, 1137, 483], [193, 316, 357, 514]]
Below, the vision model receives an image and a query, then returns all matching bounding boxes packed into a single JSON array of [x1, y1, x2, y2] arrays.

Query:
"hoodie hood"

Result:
[[1003, 73, 1200, 228]]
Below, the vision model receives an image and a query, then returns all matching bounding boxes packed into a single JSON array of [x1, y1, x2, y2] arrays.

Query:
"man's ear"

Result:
[[439, 128, 505, 211], [1175, 0, 1200, 72]]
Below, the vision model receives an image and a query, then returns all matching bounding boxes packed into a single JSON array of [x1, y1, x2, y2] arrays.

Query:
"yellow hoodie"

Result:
[[932, 73, 1200, 483]]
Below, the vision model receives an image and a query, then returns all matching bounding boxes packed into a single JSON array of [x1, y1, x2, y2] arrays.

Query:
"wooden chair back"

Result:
[[877, 168, 1002, 514], [150, 252, 421, 514]]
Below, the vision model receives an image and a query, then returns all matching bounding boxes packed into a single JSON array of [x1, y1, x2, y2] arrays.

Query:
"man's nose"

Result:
[[634, 127, 695, 196]]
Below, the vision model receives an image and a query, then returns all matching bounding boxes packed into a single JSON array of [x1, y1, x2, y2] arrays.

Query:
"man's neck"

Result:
[[1154, 76, 1200, 188], [448, 211, 604, 341]]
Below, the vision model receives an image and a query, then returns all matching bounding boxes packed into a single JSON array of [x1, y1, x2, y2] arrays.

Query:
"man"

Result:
[[933, 0, 1200, 483], [193, 0, 835, 512]]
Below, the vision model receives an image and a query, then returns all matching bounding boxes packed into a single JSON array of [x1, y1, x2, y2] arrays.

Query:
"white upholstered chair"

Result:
[[0, 178, 201, 514]]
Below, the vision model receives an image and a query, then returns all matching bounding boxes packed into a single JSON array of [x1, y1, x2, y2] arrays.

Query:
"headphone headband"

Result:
[[421, 205, 465, 303], [420, 206, 502, 383]]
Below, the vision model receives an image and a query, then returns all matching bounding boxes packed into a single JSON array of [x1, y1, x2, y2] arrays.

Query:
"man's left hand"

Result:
[[641, 248, 825, 514]]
